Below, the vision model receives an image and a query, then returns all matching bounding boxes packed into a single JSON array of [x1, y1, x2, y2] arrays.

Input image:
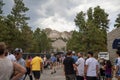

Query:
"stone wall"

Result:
[[107, 27, 120, 62]]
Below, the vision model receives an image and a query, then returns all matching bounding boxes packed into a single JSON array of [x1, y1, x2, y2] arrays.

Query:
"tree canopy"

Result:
[[67, 6, 109, 53], [0, 1, 119, 53], [0, 0, 51, 53], [114, 14, 120, 28]]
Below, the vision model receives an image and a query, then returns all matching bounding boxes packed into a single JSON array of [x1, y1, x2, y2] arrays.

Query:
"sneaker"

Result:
[[51, 72, 53, 74], [54, 71, 56, 73]]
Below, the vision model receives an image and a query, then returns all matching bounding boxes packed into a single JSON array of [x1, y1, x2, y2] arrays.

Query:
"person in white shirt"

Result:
[[75, 52, 85, 80], [7, 52, 16, 62], [85, 51, 98, 80], [6, 48, 16, 62]]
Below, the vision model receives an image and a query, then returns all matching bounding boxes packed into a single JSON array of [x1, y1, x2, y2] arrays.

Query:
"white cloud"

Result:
[[3, 0, 120, 32], [35, 13, 75, 32]]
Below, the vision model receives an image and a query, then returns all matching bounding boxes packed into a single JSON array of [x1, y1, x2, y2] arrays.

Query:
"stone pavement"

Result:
[[40, 67, 65, 80], [25, 67, 117, 80], [26, 67, 65, 80]]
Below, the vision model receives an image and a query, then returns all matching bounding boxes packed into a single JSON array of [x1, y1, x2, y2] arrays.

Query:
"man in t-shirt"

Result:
[[31, 55, 43, 80], [14, 48, 25, 80], [72, 51, 78, 63], [85, 51, 98, 80], [115, 50, 120, 80], [75, 52, 85, 80], [63, 51, 77, 80]]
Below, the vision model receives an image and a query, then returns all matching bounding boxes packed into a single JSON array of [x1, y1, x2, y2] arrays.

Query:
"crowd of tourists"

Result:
[[63, 50, 120, 80], [0, 42, 64, 80], [1, 41, 120, 80], [0, 42, 43, 80]]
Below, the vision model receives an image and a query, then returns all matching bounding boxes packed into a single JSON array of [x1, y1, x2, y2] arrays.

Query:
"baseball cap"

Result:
[[14, 48, 23, 53]]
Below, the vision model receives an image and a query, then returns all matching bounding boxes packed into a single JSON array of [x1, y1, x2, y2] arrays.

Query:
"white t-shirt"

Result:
[[76, 57, 85, 76], [85, 57, 98, 77], [7, 53, 16, 62]]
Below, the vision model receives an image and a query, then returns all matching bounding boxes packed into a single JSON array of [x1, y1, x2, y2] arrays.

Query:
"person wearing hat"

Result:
[[14, 48, 26, 80], [84, 51, 99, 80], [72, 51, 78, 63]]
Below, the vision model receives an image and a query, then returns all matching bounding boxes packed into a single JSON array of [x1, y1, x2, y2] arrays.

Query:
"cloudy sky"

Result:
[[3, 0, 120, 32]]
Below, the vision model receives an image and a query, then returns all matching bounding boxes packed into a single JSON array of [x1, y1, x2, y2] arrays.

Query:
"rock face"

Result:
[[44, 28, 72, 52], [107, 27, 120, 62]]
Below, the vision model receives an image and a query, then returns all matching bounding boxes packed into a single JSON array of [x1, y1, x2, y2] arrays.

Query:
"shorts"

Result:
[[86, 76, 97, 80], [32, 71, 41, 79], [105, 74, 112, 78], [76, 76, 84, 80], [65, 74, 76, 80], [51, 62, 56, 66]]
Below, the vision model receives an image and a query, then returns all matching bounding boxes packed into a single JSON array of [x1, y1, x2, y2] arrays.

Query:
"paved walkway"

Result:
[[25, 67, 117, 80], [25, 66, 65, 80], [41, 67, 65, 80]]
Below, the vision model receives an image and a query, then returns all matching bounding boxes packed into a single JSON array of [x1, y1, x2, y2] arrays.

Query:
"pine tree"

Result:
[[67, 6, 109, 53], [114, 14, 120, 28], [6, 0, 30, 48]]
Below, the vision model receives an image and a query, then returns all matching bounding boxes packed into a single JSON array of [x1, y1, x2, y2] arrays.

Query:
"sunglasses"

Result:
[[15, 53, 20, 55]]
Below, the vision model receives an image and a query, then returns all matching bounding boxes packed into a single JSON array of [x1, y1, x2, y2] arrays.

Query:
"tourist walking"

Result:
[[63, 51, 76, 80], [115, 50, 120, 80], [99, 59, 105, 80], [14, 48, 26, 80], [84, 51, 99, 80], [23, 55, 33, 80], [75, 52, 85, 80], [0, 42, 26, 80], [50, 53, 57, 74], [72, 51, 78, 62], [104, 60, 113, 80], [31, 55, 43, 80]]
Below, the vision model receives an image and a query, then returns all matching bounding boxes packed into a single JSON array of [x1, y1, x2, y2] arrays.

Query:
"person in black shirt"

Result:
[[63, 51, 77, 80]]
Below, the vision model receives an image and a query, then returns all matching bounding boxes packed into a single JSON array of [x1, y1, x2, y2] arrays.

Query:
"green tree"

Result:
[[33, 28, 51, 53], [5, 0, 30, 48], [0, 0, 4, 19], [93, 6, 109, 51], [8, 0, 29, 28], [0, 0, 8, 43], [67, 6, 109, 53], [40, 31, 51, 52], [20, 25, 34, 52], [114, 14, 120, 28], [93, 6, 109, 30]]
